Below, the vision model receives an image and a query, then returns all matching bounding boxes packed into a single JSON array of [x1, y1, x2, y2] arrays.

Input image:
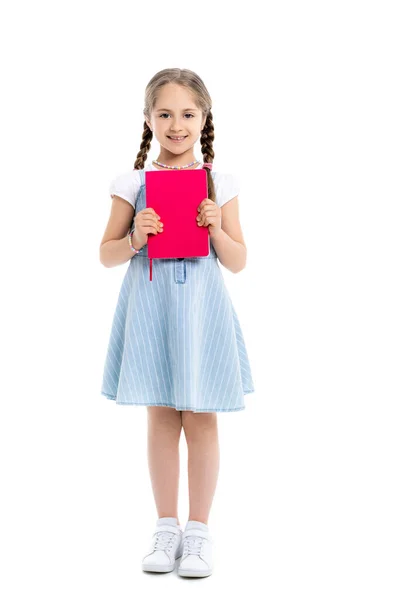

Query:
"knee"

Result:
[[147, 407, 183, 435], [181, 411, 218, 442]]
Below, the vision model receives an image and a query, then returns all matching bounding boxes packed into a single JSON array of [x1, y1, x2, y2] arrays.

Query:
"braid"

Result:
[[134, 121, 153, 170], [200, 111, 216, 203]]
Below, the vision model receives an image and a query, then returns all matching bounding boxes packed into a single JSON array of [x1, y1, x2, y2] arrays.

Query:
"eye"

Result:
[[159, 113, 195, 119]]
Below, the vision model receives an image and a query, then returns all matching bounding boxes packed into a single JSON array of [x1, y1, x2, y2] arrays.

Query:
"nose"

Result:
[[171, 117, 184, 132]]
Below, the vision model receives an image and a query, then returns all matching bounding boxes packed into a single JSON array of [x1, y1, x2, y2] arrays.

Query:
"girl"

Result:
[[99, 68, 255, 578]]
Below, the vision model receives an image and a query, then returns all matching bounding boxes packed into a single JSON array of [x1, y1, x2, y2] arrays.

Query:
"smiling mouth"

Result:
[[167, 136, 188, 139]]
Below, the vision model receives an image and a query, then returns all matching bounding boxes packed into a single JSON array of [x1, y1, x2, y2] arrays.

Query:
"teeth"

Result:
[[170, 136, 185, 140]]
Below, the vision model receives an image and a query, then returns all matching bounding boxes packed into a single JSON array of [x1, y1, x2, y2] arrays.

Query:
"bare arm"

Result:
[[210, 196, 247, 273], [99, 196, 143, 268]]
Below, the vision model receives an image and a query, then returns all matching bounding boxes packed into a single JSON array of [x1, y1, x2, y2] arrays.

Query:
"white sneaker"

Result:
[[178, 521, 213, 578], [142, 517, 183, 573]]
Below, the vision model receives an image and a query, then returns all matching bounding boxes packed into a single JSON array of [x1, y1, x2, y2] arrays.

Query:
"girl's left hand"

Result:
[[196, 198, 222, 237]]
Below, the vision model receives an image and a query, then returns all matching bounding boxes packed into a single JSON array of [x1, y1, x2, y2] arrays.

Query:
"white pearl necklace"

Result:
[[152, 159, 201, 170]]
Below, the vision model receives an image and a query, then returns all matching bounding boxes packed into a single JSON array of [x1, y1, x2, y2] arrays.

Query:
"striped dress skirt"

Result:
[[100, 170, 255, 412]]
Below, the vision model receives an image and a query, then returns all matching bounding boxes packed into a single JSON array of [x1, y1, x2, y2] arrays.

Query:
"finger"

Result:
[[140, 220, 162, 233], [142, 225, 159, 234], [144, 208, 161, 219], [198, 212, 213, 224], [142, 215, 161, 224], [202, 205, 217, 214], [197, 206, 216, 217], [198, 198, 210, 211]]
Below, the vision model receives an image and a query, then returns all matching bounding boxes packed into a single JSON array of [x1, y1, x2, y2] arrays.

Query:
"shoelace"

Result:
[[154, 531, 176, 551], [183, 535, 204, 556]]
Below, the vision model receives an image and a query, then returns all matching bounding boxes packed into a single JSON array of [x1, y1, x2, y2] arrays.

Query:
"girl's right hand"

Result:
[[133, 208, 163, 249]]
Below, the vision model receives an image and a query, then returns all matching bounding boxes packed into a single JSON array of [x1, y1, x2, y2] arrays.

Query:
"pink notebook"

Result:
[[145, 169, 210, 281]]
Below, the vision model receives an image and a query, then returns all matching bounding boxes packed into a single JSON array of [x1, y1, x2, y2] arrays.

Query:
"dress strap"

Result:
[[136, 168, 152, 280]]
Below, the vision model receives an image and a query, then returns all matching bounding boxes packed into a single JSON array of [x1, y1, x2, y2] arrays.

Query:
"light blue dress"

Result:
[[100, 169, 255, 412]]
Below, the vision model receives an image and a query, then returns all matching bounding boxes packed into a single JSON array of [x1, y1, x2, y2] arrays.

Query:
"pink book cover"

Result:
[[145, 169, 210, 280]]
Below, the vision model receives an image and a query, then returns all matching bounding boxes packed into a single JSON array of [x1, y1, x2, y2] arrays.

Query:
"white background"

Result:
[[1, 0, 399, 598]]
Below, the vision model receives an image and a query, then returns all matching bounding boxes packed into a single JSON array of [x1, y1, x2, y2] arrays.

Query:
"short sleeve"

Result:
[[213, 172, 240, 208], [109, 171, 141, 209]]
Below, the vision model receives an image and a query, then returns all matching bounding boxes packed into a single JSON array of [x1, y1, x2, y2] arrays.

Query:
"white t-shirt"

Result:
[[109, 162, 240, 210]]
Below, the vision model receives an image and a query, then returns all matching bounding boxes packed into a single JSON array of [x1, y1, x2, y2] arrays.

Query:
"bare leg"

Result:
[[181, 412, 220, 525], [146, 407, 183, 526]]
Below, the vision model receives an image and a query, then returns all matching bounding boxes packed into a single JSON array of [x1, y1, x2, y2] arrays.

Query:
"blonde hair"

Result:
[[133, 68, 216, 203]]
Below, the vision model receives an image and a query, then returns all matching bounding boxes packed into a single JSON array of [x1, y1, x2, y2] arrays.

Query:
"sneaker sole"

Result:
[[142, 553, 183, 573], [142, 563, 175, 573], [178, 567, 212, 578]]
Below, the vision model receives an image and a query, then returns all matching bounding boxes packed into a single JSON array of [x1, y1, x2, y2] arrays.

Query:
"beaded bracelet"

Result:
[[128, 228, 142, 255]]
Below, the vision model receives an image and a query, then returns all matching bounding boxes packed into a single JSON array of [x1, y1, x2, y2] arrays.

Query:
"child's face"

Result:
[[145, 83, 206, 155]]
